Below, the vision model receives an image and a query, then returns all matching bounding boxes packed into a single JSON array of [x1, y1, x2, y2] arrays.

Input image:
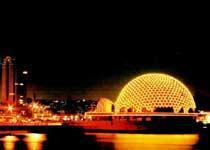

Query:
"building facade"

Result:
[[1, 56, 17, 105]]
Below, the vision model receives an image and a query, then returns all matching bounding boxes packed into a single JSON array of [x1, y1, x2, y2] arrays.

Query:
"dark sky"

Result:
[[1, 45, 210, 101], [1, 6, 210, 104]]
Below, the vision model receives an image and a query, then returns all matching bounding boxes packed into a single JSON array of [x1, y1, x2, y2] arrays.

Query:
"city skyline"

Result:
[[1, 48, 210, 102], [1, 5, 210, 150]]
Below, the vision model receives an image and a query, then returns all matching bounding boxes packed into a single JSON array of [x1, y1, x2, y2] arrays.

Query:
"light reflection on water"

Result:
[[1, 135, 19, 150], [85, 133, 200, 150], [23, 133, 46, 150], [0, 133, 46, 150], [0, 131, 202, 150]]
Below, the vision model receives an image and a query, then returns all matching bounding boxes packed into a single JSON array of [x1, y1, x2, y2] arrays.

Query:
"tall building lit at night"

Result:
[[1, 56, 17, 105]]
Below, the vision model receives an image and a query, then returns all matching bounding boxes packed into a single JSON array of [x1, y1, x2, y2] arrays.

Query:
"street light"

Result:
[[19, 99, 24, 105], [14, 82, 25, 106], [23, 70, 28, 75], [14, 83, 24, 86], [19, 83, 24, 86]]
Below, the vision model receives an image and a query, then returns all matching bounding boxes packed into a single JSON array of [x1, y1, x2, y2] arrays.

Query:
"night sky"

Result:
[[1, 44, 210, 101], [1, 6, 210, 109]]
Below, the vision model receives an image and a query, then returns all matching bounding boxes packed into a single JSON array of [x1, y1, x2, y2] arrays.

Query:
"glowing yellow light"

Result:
[[115, 73, 196, 113], [74, 115, 79, 121], [70, 115, 74, 120], [114, 134, 199, 150], [202, 114, 210, 124], [0, 135, 19, 150], [34, 114, 37, 119], [19, 99, 24, 104], [63, 115, 70, 121], [95, 98, 113, 113], [32, 103, 39, 109], [88, 115, 92, 120], [52, 115, 57, 120], [86, 133, 199, 150], [24, 133, 46, 150], [8, 105, 13, 112]]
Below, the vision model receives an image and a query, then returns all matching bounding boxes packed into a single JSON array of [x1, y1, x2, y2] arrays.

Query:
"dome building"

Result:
[[115, 73, 196, 113]]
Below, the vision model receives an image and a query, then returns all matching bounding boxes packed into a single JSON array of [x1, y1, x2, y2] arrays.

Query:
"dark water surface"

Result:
[[0, 127, 210, 150]]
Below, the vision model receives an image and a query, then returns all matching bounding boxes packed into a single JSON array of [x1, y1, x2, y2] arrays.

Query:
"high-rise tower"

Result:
[[1, 56, 16, 105]]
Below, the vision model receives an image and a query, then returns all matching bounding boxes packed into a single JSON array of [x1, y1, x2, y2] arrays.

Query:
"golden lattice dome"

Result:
[[95, 98, 113, 113], [115, 73, 196, 113]]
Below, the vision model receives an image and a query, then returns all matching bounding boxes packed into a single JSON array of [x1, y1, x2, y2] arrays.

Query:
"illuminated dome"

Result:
[[115, 73, 196, 113], [95, 98, 113, 113]]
